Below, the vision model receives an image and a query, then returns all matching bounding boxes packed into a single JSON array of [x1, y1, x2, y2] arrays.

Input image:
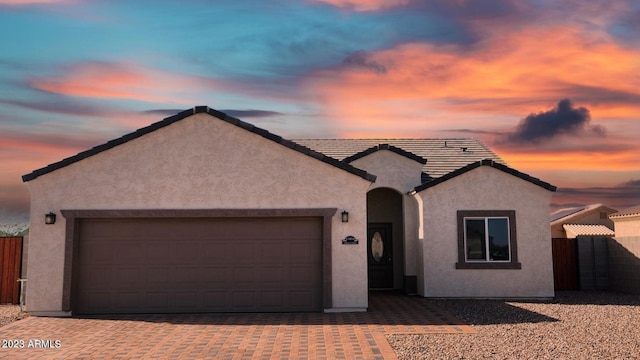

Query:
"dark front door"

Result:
[[367, 223, 393, 289]]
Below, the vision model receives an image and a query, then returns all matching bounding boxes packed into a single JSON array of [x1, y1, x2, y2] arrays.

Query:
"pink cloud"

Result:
[[0, 0, 76, 5], [309, 0, 409, 11], [303, 25, 640, 137], [29, 61, 220, 105]]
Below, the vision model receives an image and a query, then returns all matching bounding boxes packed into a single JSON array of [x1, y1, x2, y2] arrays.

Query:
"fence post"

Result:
[[17, 279, 26, 312]]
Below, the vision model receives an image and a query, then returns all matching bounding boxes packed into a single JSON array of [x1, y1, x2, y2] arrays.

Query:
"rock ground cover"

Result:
[[387, 291, 640, 359]]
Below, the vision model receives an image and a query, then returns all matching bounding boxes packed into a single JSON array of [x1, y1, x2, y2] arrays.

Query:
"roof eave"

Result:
[[410, 159, 557, 194], [343, 144, 428, 165]]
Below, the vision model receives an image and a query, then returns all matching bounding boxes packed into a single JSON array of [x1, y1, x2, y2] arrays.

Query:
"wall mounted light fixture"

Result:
[[341, 210, 349, 223], [45, 212, 56, 225]]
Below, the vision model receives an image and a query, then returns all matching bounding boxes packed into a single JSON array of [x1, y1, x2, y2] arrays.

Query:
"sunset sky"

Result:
[[1, 0, 639, 224]]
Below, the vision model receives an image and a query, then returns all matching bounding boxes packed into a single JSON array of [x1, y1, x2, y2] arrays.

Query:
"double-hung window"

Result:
[[456, 210, 521, 269]]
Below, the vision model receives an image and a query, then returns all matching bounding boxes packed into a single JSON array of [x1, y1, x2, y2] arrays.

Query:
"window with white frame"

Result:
[[456, 210, 521, 269]]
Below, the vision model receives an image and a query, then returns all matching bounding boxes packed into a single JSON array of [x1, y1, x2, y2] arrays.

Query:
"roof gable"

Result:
[[22, 106, 376, 183], [343, 144, 427, 164], [294, 138, 504, 180], [410, 159, 557, 193]]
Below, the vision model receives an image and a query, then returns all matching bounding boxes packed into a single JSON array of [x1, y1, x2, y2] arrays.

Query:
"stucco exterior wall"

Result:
[[612, 217, 640, 238], [25, 113, 372, 314], [350, 151, 424, 284], [551, 209, 616, 238], [417, 166, 555, 298], [609, 216, 640, 294]]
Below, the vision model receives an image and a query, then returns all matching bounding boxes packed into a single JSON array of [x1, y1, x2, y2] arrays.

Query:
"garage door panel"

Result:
[[115, 292, 142, 310], [233, 266, 259, 283], [261, 266, 285, 283], [203, 291, 228, 310], [145, 292, 170, 309], [116, 242, 142, 263], [261, 291, 284, 308], [290, 265, 318, 284], [173, 242, 202, 263], [146, 243, 174, 264], [75, 217, 323, 314], [232, 291, 256, 310], [230, 242, 256, 262], [79, 292, 111, 313], [115, 267, 142, 290], [290, 291, 314, 309], [174, 292, 199, 310], [201, 266, 231, 284], [83, 266, 113, 288], [202, 242, 228, 262], [85, 242, 114, 264], [173, 267, 200, 285], [145, 267, 172, 289], [259, 242, 285, 264]]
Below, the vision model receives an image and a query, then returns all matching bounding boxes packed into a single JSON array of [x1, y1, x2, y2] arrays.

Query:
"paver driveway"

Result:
[[0, 292, 474, 359]]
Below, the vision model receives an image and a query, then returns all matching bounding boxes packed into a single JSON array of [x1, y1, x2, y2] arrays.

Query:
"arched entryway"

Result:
[[367, 187, 405, 290]]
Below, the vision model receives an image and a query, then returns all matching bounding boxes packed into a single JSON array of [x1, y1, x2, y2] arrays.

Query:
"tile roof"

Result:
[[550, 204, 618, 224], [562, 224, 615, 237], [343, 144, 427, 164], [550, 206, 585, 222], [610, 205, 640, 219], [410, 159, 557, 193], [294, 138, 504, 181], [22, 107, 376, 183]]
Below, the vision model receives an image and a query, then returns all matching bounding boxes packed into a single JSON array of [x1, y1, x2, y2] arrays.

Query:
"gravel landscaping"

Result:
[[387, 291, 640, 360], [0, 305, 27, 328]]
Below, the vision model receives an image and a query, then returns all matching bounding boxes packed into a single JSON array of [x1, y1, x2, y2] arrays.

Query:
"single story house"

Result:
[[22, 107, 557, 316], [609, 205, 640, 294]]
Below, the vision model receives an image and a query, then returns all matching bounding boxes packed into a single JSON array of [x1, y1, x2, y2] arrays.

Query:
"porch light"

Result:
[[45, 212, 56, 225], [341, 210, 349, 223]]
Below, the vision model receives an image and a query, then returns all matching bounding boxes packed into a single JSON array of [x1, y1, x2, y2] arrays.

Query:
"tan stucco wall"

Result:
[[609, 216, 640, 294], [350, 151, 423, 282], [612, 216, 640, 238], [25, 113, 372, 313], [551, 209, 616, 238], [417, 166, 555, 298]]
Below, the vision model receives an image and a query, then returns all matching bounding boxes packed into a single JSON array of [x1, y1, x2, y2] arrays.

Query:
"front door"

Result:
[[367, 223, 393, 289]]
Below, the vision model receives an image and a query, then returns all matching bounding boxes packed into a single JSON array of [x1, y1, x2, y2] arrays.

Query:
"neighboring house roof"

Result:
[[410, 159, 557, 193], [342, 144, 427, 164], [610, 205, 640, 219], [562, 224, 615, 237], [22, 107, 377, 183], [295, 138, 504, 181], [550, 204, 618, 225], [550, 207, 586, 222]]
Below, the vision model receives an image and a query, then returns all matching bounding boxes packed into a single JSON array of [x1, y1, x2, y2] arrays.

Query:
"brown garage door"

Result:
[[75, 217, 323, 314]]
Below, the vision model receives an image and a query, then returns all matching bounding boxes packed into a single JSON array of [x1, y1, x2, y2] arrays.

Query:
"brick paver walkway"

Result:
[[0, 293, 475, 359]]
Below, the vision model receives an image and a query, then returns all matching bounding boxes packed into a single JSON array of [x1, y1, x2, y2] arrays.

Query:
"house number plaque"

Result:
[[342, 236, 358, 244]]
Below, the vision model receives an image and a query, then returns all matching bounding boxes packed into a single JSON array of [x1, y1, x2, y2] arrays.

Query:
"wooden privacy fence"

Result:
[[552, 236, 611, 291], [0, 237, 23, 304], [552, 238, 578, 290]]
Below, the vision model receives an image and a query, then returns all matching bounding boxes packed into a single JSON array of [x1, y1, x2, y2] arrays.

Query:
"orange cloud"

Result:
[[30, 62, 219, 105], [309, 0, 409, 11], [500, 149, 639, 173], [304, 25, 640, 137]]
